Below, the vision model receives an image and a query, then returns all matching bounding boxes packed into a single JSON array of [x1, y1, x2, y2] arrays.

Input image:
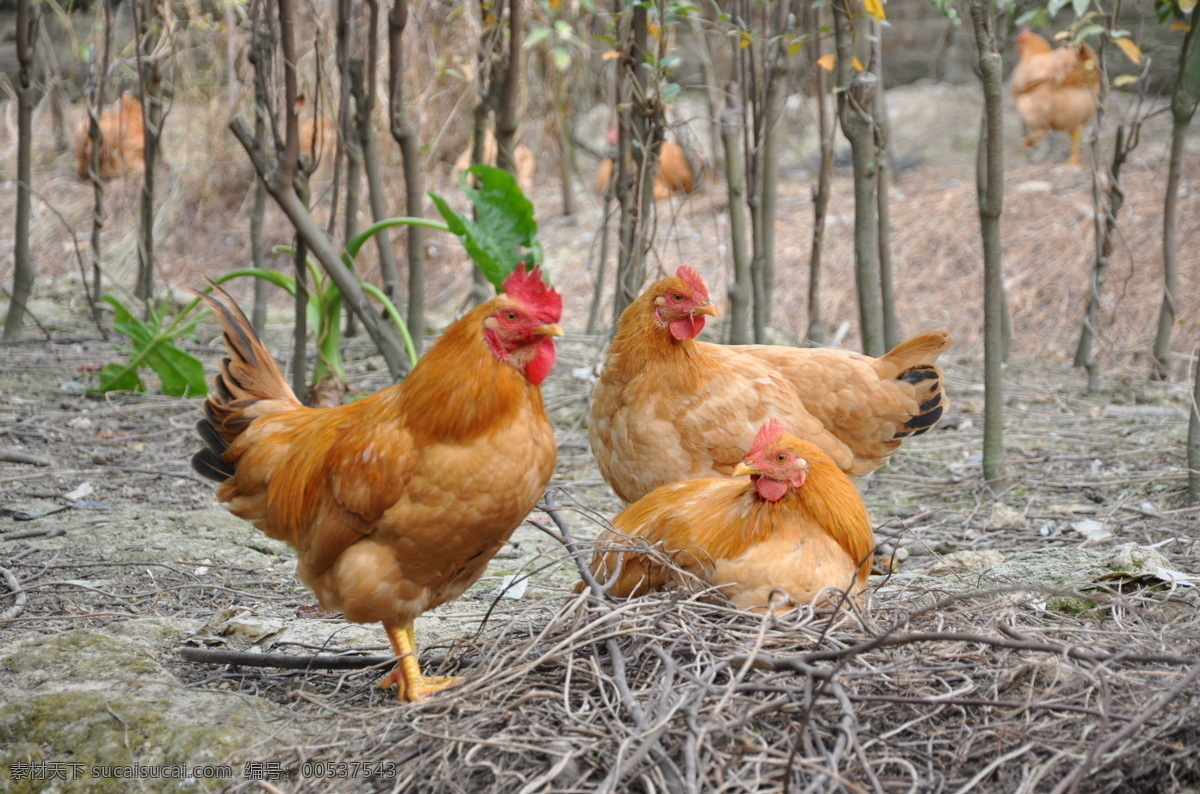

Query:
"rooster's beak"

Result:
[[693, 303, 718, 317], [732, 461, 758, 477], [535, 324, 564, 337]]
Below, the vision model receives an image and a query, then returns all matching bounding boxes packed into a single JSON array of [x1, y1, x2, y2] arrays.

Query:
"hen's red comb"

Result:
[[503, 264, 563, 323], [675, 265, 710, 303], [745, 419, 788, 459]]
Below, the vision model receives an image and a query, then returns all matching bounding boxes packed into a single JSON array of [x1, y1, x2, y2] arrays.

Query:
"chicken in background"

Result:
[[297, 115, 337, 173], [452, 129, 536, 194], [584, 420, 873, 610], [1011, 29, 1100, 166], [589, 266, 951, 504], [73, 92, 145, 180], [191, 266, 562, 701], [596, 125, 703, 201]]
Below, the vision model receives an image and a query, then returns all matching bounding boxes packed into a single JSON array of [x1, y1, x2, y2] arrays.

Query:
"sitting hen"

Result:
[[585, 420, 873, 609]]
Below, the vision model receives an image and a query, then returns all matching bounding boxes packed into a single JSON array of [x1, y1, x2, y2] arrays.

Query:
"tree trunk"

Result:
[[753, 55, 785, 342], [494, 0, 521, 176], [388, 0, 424, 354], [292, 237, 309, 398], [132, 0, 166, 309], [4, 0, 37, 339], [612, 2, 658, 323], [249, 1, 272, 333], [970, 0, 1006, 488], [1189, 342, 1200, 504], [872, 20, 897, 350], [807, 23, 833, 347], [87, 0, 114, 313], [722, 106, 752, 345], [359, 0, 401, 304], [1152, 20, 1199, 381], [832, 0, 883, 356]]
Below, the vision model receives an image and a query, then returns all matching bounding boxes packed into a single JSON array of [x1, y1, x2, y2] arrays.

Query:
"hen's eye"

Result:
[[670, 292, 685, 302], [775, 453, 788, 464], [505, 311, 519, 321]]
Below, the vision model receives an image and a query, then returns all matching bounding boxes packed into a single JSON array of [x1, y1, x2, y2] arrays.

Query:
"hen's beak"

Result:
[[535, 324, 564, 337], [693, 303, 718, 317], [732, 461, 759, 477]]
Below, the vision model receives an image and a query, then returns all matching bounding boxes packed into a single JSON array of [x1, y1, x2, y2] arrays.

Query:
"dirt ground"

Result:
[[1, 82, 1199, 792]]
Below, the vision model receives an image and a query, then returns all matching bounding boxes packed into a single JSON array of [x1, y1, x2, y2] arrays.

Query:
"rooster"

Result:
[[192, 266, 562, 701], [74, 92, 145, 181], [1011, 29, 1100, 166], [589, 265, 951, 504], [585, 420, 873, 609]]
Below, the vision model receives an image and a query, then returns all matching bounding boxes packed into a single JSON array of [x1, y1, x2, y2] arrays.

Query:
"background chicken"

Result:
[[596, 125, 701, 200], [586, 420, 873, 609], [589, 265, 951, 504], [452, 129, 536, 194], [192, 266, 562, 701], [73, 92, 145, 180], [1011, 29, 1100, 165]]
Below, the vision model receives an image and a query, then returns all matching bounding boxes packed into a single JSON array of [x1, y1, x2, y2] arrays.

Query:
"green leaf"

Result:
[[144, 338, 208, 397], [1048, 0, 1070, 16], [94, 295, 207, 397], [98, 362, 144, 393], [430, 165, 543, 291], [1072, 0, 1091, 16], [551, 47, 571, 71], [525, 26, 552, 47]]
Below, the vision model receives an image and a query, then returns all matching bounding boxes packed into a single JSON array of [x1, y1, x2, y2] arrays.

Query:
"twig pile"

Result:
[[229, 514, 1200, 794]]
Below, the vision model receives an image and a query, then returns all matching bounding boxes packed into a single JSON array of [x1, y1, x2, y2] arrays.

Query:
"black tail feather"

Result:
[[893, 364, 946, 439]]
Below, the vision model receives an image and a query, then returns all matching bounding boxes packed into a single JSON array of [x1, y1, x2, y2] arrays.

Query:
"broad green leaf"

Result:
[[1047, 0, 1070, 17], [1072, 0, 1090, 15], [525, 26, 552, 47], [98, 362, 144, 392], [95, 295, 207, 396], [144, 340, 207, 397]]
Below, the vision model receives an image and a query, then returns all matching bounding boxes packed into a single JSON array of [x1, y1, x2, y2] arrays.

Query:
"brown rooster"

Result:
[[192, 266, 562, 701], [1011, 29, 1100, 166], [585, 420, 873, 609], [589, 266, 951, 504]]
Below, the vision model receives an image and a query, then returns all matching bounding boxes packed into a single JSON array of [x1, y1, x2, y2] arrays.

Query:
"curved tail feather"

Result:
[[191, 281, 301, 482]]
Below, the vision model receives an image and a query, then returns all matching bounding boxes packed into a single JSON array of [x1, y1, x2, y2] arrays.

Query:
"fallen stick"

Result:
[[179, 646, 397, 671], [1, 565, 28, 621], [0, 449, 52, 467]]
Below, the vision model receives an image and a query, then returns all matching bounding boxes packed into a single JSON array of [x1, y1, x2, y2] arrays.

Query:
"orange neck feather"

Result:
[[397, 302, 542, 445], [609, 289, 713, 389]]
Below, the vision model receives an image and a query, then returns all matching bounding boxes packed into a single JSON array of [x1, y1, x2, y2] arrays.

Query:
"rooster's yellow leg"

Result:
[[378, 623, 461, 701]]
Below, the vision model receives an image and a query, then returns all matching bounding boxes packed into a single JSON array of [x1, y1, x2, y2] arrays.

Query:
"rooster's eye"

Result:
[[505, 311, 519, 321], [670, 292, 685, 302], [775, 453, 788, 464]]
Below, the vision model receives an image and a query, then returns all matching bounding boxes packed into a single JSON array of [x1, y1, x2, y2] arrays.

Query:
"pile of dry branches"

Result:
[[230, 509, 1200, 794]]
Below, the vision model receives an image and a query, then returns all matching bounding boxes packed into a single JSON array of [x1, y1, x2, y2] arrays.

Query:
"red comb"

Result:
[[675, 265, 710, 302], [745, 419, 787, 459], [503, 264, 563, 323]]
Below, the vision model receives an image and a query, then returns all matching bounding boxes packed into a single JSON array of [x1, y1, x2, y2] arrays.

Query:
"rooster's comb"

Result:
[[675, 265, 710, 302], [745, 419, 788, 459], [503, 264, 563, 323]]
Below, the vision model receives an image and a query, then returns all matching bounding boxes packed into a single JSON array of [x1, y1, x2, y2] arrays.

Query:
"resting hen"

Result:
[[1011, 29, 1100, 166], [589, 266, 951, 504], [192, 266, 562, 701], [74, 92, 145, 181], [586, 420, 873, 609], [596, 126, 699, 201]]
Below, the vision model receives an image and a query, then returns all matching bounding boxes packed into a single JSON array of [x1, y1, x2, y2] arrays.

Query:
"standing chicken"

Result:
[[589, 266, 951, 504], [1011, 29, 1100, 166], [586, 420, 873, 609], [192, 266, 562, 701]]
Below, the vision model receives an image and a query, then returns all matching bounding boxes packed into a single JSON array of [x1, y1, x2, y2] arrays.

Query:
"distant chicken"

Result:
[[74, 92, 145, 180], [452, 129, 536, 194], [596, 126, 700, 201], [586, 420, 874, 609], [589, 266, 951, 504], [1011, 29, 1100, 165], [192, 266, 562, 701]]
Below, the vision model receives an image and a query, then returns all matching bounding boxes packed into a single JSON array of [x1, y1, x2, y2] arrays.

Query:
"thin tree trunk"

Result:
[[754, 55, 785, 342], [87, 0, 114, 312], [342, 87, 363, 341], [4, 0, 37, 339], [872, 21, 897, 350], [587, 202, 614, 335], [832, 0, 883, 356], [335, 0, 358, 341], [359, 0, 400, 304], [292, 238, 309, 398], [975, 115, 1012, 361], [493, 0, 521, 175], [722, 107, 752, 345], [1152, 20, 1199, 381], [388, 0, 424, 354], [807, 23, 833, 347], [249, 0, 272, 333], [1189, 343, 1200, 503], [970, 0, 1005, 488], [133, 0, 165, 308]]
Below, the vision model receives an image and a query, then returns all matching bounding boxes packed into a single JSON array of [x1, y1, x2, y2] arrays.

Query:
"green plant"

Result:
[[96, 295, 208, 396]]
